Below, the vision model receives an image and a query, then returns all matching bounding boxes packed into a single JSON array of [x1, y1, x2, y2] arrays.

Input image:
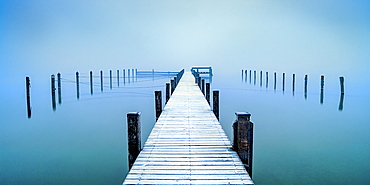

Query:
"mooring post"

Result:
[[321, 75, 324, 90], [292, 74, 295, 92], [155, 91, 162, 121], [26, 77, 31, 118], [253, 71, 256, 85], [282, 73, 285, 91], [170, 79, 175, 95], [76, 72, 80, 99], [205, 83, 211, 105], [165, 83, 170, 104], [100, 70, 103, 92], [249, 70, 252, 84], [110, 70, 113, 89], [127, 112, 141, 170], [266, 72, 268, 88], [304, 74, 308, 99], [242, 69, 244, 81], [233, 112, 254, 177], [117, 70, 120, 87], [213, 90, 219, 120], [128, 69, 130, 83], [90, 71, 93, 95], [339, 76, 344, 94], [51, 74, 56, 110], [245, 70, 248, 82], [274, 72, 277, 90], [260, 71, 262, 87], [123, 69, 126, 84], [201, 79, 205, 95], [57, 73, 62, 104]]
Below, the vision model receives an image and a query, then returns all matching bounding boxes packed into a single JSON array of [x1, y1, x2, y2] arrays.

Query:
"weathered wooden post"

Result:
[[170, 79, 175, 95], [128, 69, 130, 83], [339, 76, 344, 94], [51, 74, 56, 110], [249, 70, 252, 84], [233, 112, 254, 177], [242, 69, 244, 81], [57, 73, 62, 104], [155, 91, 162, 121], [304, 74, 308, 99], [321, 75, 324, 90], [100, 70, 103, 92], [26, 77, 31, 118], [282, 73, 285, 91], [266, 72, 268, 88], [260, 71, 262, 87], [339, 93, 344, 111], [127, 112, 141, 170], [76, 72, 80, 99], [165, 83, 170, 104], [117, 70, 120, 87], [110, 70, 113, 89], [123, 69, 126, 84], [253, 71, 256, 85], [90, 71, 93, 95], [245, 70, 248, 82], [213, 90, 219, 120], [274, 72, 277, 90], [201, 79, 205, 95], [292, 74, 295, 92], [206, 83, 210, 105], [320, 75, 324, 104]]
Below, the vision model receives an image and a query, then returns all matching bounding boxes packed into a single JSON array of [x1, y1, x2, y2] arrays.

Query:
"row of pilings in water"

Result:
[[242, 69, 345, 111], [24, 69, 180, 118]]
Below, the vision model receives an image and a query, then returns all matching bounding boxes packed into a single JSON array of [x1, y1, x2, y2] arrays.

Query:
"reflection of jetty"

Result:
[[123, 71, 254, 184]]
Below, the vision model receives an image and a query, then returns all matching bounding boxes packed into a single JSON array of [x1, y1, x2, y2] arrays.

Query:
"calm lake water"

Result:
[[1, 69, 369, 185]]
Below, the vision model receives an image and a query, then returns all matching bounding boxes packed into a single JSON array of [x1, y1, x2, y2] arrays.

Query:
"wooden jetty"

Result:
[[123, 71, 254, 184]]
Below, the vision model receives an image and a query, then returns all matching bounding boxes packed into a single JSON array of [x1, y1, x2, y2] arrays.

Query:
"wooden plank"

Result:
[[123, 71, 253, 184]]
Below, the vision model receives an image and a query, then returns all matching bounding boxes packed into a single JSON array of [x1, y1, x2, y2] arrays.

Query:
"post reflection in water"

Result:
[[338, 93, 344, 111]]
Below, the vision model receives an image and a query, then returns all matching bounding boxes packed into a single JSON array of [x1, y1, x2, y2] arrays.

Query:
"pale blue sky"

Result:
[[1, 0, 369, 79]]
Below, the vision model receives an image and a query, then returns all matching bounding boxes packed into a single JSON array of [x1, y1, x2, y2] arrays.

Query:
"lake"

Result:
[[1, 68, 369, 184]]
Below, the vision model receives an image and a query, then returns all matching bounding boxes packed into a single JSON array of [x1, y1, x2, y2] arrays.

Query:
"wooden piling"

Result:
[[127, 112, 141, 170], [123, 69, 126, 84], [274, 72, 277, 90], [213, 90, 219, 120], [170, 79, 175, 95], [90, 71, 93, 95], [292, 74, 295, 92], [249, 70, 252, 84], [245, 70, 248, 82], [26, 77, 31, 118], [110, 70, 113, 89], [282, 73, 285, 91], [51, 74, 56, 110], [242, 69, 244, 81], [155, 91, 162, 121], [266, 72, 268, 88], [57, 73, 62, 104], [206, 83, 210, 105], [135, 69, 137, 81], [128, 69, 130, 83], [132, 69, 135, 81], [165, 83, 170, 104], [76, 72, 80, 99], [253, 71, 256, 85], [304, 75, 308, 99], [339, 76, 344, 94], [201, 79, 205, 95], [117, 70, 120, 87], [260, 71, 262, 87], [233, 112, 254, 177]]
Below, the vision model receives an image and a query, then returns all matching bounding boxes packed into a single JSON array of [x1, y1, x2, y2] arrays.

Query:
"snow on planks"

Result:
[[123, 71, 254, 184]]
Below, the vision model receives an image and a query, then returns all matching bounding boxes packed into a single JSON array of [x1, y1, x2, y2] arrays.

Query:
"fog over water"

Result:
[[1, 1, 369, 184]]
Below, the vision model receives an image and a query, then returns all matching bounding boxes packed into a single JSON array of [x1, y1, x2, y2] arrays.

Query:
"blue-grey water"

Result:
[[1, 69, 369, 185]]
